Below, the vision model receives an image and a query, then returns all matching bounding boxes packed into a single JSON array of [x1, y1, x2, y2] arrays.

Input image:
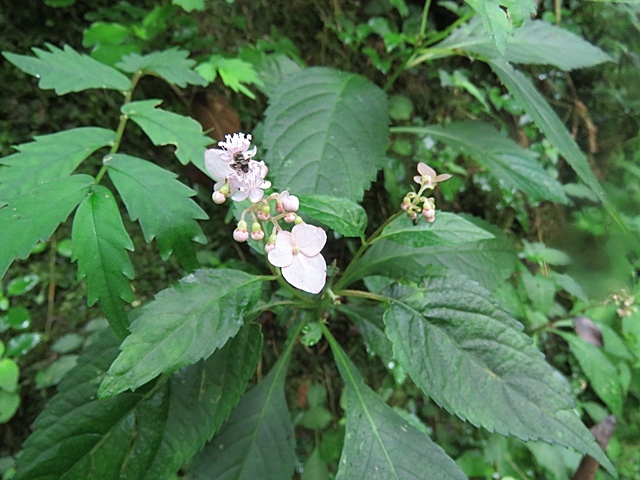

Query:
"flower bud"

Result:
[[212, 190, 226, 204], [281, 193, 299, 212], [284, 213, 296, 223], [233, 228, 249, 242], [264, 242, 276, 253], [422, 208, 436, 223], [294, 215, 304, 225], [251, 230, 265, 241]]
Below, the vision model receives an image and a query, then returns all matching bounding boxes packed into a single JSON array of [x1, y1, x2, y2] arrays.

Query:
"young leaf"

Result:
[[72, 185, 135, 339], [438, 18, 612, 71], [298, 194, 367, 237], [0, 127, 115, 196], [0, 175, 93, 279], [3, 44, 131, 94], [188, 342, 296, 480], [346, 216, 516, 291], [557, 332, 623, 417], [99, 269, 263, 397], [264, 67, 389, 202], [383, 274, 614, 474], [424, 122, 567, 203], [116, 48, 207, 87], [106, 154, 208, 270], [326, 332, 466, 480], [14, 324, 262, 480], [376, 212, 495, 248], [196, 55, 264, 99], [122, 99, 212, 171], [488, 59, 610, 210]]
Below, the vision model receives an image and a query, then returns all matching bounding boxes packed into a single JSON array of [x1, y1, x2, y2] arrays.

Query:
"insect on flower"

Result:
[[230, 151, 251, 174]]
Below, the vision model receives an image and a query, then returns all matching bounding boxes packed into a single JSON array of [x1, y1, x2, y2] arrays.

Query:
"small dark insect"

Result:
[[230, 151, 251, 174]]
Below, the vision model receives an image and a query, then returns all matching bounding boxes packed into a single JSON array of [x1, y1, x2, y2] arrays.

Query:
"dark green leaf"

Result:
[[397, 122, 568, 203], [122, 99, 212, 171], [6, 274, 40, 296], [99, 269, 263, 397], [488, 59, 611, 210], [188, 349, 296, 480], [377, 212, 494, 248], [0, 175, 93, 279], [14, 324, 262, 480], [298, 194, 367, 237], [72, 185, 135, 339], [34, 355, 78, 389], [116, 49, 207, 87], [5, 307, 31, 330], [383, 274, 614, 473], [264, 67, 389, 202], [106, 154, 208, 270], [346, 216, 516, 291], [3, 44, 131, 94], [438, 18, 613, 71], [0, 127, 115, 197], [558, 332, 623, 417], [6, 332, 42, 357], [464, 0, 513, 56], [327, 335, 466, 480], [340, 304, 394, 367]]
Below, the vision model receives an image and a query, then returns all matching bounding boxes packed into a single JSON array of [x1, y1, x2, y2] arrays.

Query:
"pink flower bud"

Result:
[[422, 208, 436, 223], [212, 190, 226, 204], [233, 229, 249, 242], [264, 242, 276, 253], [281, 192, 300, 212], [284, 213, 296, 223], [251, 230, 265, 241]]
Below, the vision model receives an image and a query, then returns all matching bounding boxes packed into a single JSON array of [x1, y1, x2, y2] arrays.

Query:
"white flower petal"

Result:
[[267, 231, 295, 267], [293, 224, 326, 257], [282, 253, 326, 294], [417, 162, 436, 178], [205, 149, 233, 181], [248, 187, 265, 203]]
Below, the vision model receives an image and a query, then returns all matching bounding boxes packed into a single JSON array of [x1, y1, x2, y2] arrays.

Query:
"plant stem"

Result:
[[419, 0, 433, 38]]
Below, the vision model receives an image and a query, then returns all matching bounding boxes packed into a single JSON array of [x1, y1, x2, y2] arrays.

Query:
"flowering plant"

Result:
[[0, 3, 622, 479]]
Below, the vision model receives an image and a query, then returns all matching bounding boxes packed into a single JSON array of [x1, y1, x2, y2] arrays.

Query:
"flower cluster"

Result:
[[401, 162, 451, 224], [205, 133, 327, 294]]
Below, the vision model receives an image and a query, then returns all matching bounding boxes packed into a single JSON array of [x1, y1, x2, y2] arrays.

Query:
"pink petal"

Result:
[[417, 162, 436, 178], [292, 224, 326, 257], [205, 149, 233, 181], [248, 187, 265, 203], [267, 231, 295, 267], [435, 174, 452, 182], [282, 253, 327, 294]]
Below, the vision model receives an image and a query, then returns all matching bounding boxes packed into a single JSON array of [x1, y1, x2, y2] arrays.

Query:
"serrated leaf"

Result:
[[0, 175, 93, 279], [298, 194, 367, 237], [188, 346, 296, 480], [3, 44, 131, 94], [116, 48, 207, 87], [488, 59, 611, 210], [327, 334, 466, 480], [345, 215, 516, 291], [398, 122, 568, 204], [383, 274, 614, 474], [99, 269, 263, 397], [0, 127, 115, 197], [377, 212, 494, 248], [264, 67, 389, 202], [438, 18, 612, 71], [465, 0, 512, 57], [72, 185, 134, 339], [122, 99, 211, 171], [106, 154, 208, 270], [196, 55, 264, 99], [340, 304, 394, 367], [14, 324, 262, 480], [557, 332, 623, 417]]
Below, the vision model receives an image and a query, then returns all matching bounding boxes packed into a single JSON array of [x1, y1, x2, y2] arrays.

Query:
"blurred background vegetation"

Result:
[[1, 1, 639, 478]]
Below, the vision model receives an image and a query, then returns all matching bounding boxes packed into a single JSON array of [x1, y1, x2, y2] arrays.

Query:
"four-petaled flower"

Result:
[[268, 224, 327, 294], [414, 162, 451, 189]]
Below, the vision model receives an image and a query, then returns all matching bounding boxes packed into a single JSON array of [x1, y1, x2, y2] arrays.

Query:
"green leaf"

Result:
[[99, 269, 263, 397], [397, 123, 568, 204], [327, 334, 466, 480], [0, 391, 20, 423], [0, 128, 115, 197], [264, 67, 389, 202], [172, 0, 205, 12], [188, 346, 296, 480], [106, 154, 208, 270], [464, 0, 513, 57], [72, 185, 134, 339], [6, 274, 40, 296], [82, 22, 131, 47], [14, 324, 262, 480], [2, 44, 131, 94], [557, 332, 623, 417], [0, 175, 93, 279], [340, 304, 394, 367], [347, 216, 516, 291], [377, 212, 495, 248], [6, 332, 42, 357], [298, 194, 367, 237], [122, 100, 212, 171], [383, 274, 614, 474], [0, 358, 19, 392], [488, 59, 610, 209], [34, 355, 78, 389], [116, 48, 207, 87], [196, 55, 264, 99], [438, 18, 613, 71]]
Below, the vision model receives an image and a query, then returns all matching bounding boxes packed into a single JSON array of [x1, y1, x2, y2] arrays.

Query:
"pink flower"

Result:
[[205, 132, 256, 182], [413, 162, 451, 189], [268, 224, 327, 294], [227, 161, 271, 202]]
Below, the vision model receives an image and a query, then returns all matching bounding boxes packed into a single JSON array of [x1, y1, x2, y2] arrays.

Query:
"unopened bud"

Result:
[[212, 190, 226, 204], [284, 213, 296, 223], [282, 193, 300, 212], [233, 228, 249, 242], [264, 242, 276, 253], [294, 216, 304, 225], [422, 208, 436, 223], [251, 230, 265, 241]]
